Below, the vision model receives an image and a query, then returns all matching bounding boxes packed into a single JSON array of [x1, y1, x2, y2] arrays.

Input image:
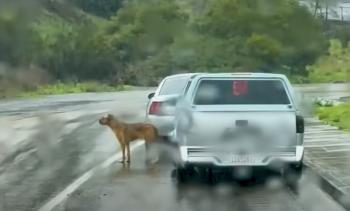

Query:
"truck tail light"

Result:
[[296, 115, 304, 133], [149, 101, 162, 115]]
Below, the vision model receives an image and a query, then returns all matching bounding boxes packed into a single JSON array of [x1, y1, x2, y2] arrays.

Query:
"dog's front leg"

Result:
[[121, 144, 126, 163], [117, 132, 125, 163]]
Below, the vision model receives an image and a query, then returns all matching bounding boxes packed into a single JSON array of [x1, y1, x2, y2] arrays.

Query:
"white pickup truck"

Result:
[[172, 73, 304, 185]]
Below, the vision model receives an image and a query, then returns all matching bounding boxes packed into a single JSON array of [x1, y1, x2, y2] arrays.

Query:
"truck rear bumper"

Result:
[[179, 146, 304, 167]]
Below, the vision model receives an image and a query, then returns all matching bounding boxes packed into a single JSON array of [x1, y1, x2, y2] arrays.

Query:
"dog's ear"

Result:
[[107, 114, 114, 120]]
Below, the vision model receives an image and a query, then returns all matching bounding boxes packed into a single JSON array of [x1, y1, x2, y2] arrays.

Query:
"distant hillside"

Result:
[[67, 0, 123, 18], [38, 0, 107, 23]]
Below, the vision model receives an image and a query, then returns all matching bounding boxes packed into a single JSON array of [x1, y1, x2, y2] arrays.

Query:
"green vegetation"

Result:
[[307, 39, 350, 83], [0, 0, 349, 97], [316, 103, 350, 131], [71, 0, 123, 18], [19, 82, 131, 98], [106, 0, 327, 83]]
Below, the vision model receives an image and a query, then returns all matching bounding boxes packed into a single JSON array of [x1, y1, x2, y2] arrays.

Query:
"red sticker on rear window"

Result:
[[232, 80, 248, 96]]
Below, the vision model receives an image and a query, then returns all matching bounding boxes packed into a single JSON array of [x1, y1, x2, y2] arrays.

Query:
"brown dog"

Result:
[[99, 114, 159, 163]]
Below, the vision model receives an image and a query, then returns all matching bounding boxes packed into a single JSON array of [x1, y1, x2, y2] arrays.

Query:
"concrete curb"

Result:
[[304, 164, 350, 210], [304, 116, 350, 209]]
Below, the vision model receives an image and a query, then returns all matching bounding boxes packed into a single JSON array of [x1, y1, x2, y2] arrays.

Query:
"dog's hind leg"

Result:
[[116, 132, 125, 163], [145, 143, 150, 164], [126, 143, 131, 163], [145, 142, 150, 151], [145, 141, 159, 164]]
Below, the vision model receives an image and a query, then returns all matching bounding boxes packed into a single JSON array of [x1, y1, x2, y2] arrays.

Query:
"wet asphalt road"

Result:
[[0, 84, 349, 211], [51, 143, 345, 211]]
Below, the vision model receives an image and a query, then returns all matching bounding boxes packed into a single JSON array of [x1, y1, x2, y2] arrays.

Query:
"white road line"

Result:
[[305, 135, 348, 138], [305, 143, 350, 147], [306, 126, 339, 130], [305, 130, 342, 135], [305, 137, 349, 142], [306, 128, 345, 132], [305, 135, 350, 139], [323, 145, 350, 152], [100, 142, 143, 168], [326, 148, 350, 153], [38, 141, 144, 211]]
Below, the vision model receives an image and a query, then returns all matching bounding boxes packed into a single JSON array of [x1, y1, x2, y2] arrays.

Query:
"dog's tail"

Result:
[[144, 125, 159, 143]]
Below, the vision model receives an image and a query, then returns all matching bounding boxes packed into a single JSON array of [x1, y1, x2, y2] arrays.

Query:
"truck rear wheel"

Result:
[[284, 162, 303, 192], [174, 166, 195, 183], [176, 167, 187, 182], [174, 166, 214, 183]]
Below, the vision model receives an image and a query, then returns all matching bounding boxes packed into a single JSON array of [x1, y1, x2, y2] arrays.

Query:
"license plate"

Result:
[[232, 155, 254, 164]]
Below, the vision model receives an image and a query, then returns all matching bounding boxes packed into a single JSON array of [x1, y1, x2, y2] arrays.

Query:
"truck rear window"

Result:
[[194, 79, 290, 105]]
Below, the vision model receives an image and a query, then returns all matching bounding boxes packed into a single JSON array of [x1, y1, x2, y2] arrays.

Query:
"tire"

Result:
[[207, 168, 219, 184], [284, 162, 303, 192], [175, 165, 204, 183], [174, 166, 190, 183]]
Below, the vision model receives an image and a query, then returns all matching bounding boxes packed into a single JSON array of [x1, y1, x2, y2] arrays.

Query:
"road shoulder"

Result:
[[304, 117, 350, 209]]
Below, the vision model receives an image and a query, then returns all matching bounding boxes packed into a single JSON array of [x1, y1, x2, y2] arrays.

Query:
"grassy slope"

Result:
[[19, 82, 132, 98], [316, 103, 350, 131], [16, 1, 121, 97]]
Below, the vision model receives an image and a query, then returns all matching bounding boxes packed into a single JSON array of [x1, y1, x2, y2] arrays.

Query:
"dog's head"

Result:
[[99, 114, 114, 126]]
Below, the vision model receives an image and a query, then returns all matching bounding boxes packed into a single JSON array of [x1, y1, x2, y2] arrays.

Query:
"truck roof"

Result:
[[163, 72, 289, 81], [164, 73, 198, 79], [192, 72, 288, 79]]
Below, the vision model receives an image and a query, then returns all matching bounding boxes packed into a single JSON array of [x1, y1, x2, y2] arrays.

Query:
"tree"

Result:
[[0, 0, 334, 87], [0, 0, 41, 66], [102, 0, 328, 84], [104, 0, 188, 83], [32, 16, 119, 82], [194, 0, 326, 75]]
